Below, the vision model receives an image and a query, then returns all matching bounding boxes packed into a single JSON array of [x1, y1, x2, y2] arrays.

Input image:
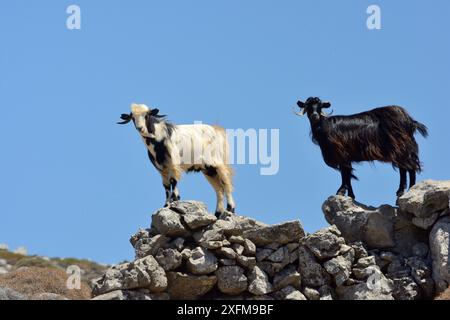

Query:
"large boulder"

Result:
[[323, 196, 396, 248], [398, 180, 450, 229], [430, 217, 450, 292]]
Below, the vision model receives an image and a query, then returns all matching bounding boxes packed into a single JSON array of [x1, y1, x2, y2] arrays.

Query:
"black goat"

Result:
[[294, 97, 428, 199]]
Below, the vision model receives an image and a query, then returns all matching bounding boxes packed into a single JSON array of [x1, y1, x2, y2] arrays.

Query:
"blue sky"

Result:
[[1, 1, 449, 264]]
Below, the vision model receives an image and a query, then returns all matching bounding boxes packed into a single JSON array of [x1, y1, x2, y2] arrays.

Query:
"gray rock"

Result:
[[152, 208, 191, 237], [355, 256, 377, 269], [318, 285, 336, 300], [302, 287, 320, 300], [257, 261, 284, 277], [228, 235, 245, 244], [180, 248, 192, 260], [267, 247, 285, 263], [406, 257, 435, 299], [216, 247, 237, 259], [392, 276, 421, 300], [351, 241, 369, 260], [243, 239, 256, 256], [304, 225, 345, 260], [323, 196, 396, 249], [273, 265, 301, 290], [256, 248, 274, 262], [220, 259, 236, 266], [216, 266, 248, 295], [93, 255, 167, 296], [272, 286, 307, 300], [248, 266, 273, 295], [132, 232, 170, 259], [324, 249, 355, 286], [187, 247, 218, 275], [337, 269, 394, 300], [155, 248, 182, 271], [0, 287, 27, 300], [397, 180, 450, 222], [231, 243, 244, 255], [168, 238, 185, 251], [242, 221, 305, 246], [92, 290, 170, 300], [236, 255, 256, 270], [429, 217, 450, 292], [167, 272, 217, 300], [170, 201, 217, 230], [298, 246, 330, 287]]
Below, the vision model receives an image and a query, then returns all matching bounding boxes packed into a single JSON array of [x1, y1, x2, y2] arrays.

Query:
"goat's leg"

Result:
[[162, 175, 171, 207], [170, 178, 180, 202], [408, 170, 416, 189], [216, 165, 235, 213], [203, 170, 225, 218], [396, 168, 407, 197], [344, 168, 356, 199], [337, 169, 347, 196]]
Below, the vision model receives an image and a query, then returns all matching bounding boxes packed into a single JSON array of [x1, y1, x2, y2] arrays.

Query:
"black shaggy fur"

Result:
[[296, 97, 428, 199]]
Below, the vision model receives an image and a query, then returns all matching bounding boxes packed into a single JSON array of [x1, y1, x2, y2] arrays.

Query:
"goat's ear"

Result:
[[297, 101, 305, 109], [117, 113, 132, 125], [150, 109, 160, 116], [322, 102, 331, 109]]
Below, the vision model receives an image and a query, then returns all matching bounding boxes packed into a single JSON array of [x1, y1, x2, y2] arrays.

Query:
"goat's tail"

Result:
[[414, 121, 429, 138]]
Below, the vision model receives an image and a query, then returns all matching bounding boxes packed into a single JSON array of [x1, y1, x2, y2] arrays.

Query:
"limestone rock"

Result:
[[304, 225, 345, 260], [155, 248, 182, 271], [397, 180, 450, 226], [152, 208, 191, 237], [187, 247, 218, 275], [92, 255, 167, 296], [167, 272, 217, 300], [216, 266, 247, 295], [242, 221, 305, 246], [248, 266, 273, 295], [429, 217, 450, 292], [323, 196, 396, 249]]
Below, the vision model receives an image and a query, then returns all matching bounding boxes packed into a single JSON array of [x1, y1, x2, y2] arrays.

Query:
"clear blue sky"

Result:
[[1, 1, 449, 264]]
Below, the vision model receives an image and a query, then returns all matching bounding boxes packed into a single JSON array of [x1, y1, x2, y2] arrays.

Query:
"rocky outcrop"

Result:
[[92, 180, 450, 300]]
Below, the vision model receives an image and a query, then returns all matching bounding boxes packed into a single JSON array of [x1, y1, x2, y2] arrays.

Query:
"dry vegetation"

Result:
[[0, 267, 92, 300], [435, 287, 450, 300]]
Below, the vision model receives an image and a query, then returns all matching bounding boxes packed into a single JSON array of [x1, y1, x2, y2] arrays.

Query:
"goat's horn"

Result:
[[292, 106, 305, 116], [321, 109, 334, 117], [292, 107, 305, 117]]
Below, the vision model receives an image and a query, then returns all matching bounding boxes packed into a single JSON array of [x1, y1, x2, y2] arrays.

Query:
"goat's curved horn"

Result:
[[117, 113, 132, 125], [292, 106, 306, 116], [321, 109, 334, 117]]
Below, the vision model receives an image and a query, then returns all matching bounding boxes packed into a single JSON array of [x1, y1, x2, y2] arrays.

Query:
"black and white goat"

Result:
[[294, 97, 428, 199], [118, 103, 235, 217]]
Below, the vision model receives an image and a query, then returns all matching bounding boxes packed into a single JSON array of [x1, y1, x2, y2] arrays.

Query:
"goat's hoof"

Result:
[[396, 191, 405, 198], [215, 211, 222, 219], [226, 205, 235, 214]]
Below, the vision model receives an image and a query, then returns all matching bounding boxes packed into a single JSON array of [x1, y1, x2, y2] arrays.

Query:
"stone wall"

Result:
[[92, 180, 450, 300]]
